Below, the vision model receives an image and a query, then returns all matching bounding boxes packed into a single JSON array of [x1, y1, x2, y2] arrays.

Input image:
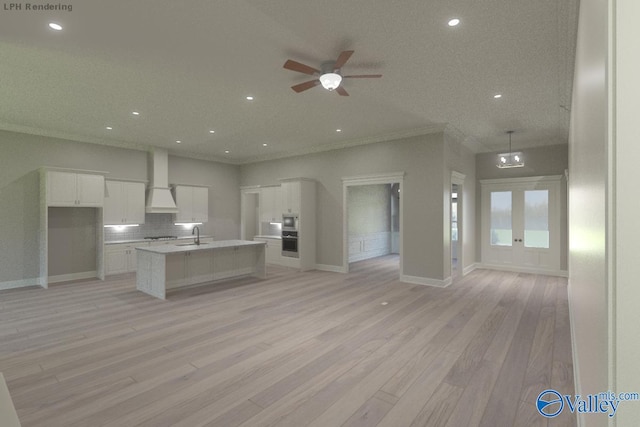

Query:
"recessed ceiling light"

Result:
[[48, 23, 63, 31], [262, 143, 268, 147], [336, 129, 342, 132], [448, 18, 460, 27], [494, 94, 502, 99], [132, 111, 140, 116], [246, 96, 254, 101], [105, 126, 113, 130], [209, 130, 215, 134], [224, 150, 230, 154], [176, 140, 181, 144]]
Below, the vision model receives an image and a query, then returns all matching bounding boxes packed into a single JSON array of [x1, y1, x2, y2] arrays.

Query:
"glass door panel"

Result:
[[524, 190, 549, 248], [490, 191, 512, 246]]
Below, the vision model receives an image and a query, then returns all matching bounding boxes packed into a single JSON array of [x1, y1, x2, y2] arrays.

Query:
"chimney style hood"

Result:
[[146, 149, 179, 214]]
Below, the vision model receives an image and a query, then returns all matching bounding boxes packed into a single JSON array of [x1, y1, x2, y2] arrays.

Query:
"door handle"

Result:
[[514, 238, 523, 242]]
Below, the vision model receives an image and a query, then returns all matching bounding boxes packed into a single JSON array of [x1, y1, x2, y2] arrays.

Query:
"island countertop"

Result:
[[136, 239, 265, 255]]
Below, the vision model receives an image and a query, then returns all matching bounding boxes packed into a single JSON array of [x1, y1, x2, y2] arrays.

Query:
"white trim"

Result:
[[451, 171, 466, 183], [315, 264, 345, 273], [567, 279, 584, 427], [342, 173, 405, 279], [48, 271, 98, 284], [479, 175, 563, 186], [341, 172, 406, 186], [450, 170, 466, 283], [401, 274, 452, 288], [477, 263, 568, 277], [462, 263, 478, 276], [0, 278, 42, 291]]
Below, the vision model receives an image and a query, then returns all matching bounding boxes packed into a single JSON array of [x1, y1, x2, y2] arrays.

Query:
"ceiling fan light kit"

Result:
[[496, 131, 525, 168], [283, 50, 382, 96], [319, 73, 342, 90]]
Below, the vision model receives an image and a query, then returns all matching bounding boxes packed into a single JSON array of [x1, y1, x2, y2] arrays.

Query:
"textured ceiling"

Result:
[[0, 0, 578, 164]]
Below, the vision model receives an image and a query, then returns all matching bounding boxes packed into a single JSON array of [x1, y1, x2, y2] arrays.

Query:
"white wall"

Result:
[[612, 1, 640, 425], [569, 1, 609, 425], [566, 0, 640, 425], [240, 133, 448, 281]]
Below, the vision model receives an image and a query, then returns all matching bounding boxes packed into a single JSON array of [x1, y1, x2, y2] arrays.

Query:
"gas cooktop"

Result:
[[143, 236, 178, 240]]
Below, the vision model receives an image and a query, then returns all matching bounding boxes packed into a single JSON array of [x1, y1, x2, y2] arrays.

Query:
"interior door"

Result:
[[481, 176, 561, 273]]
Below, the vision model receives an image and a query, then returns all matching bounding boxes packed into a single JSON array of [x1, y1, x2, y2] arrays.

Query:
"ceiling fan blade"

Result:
[[291, 79, 320, 93], [283, 60, 320, 75], [342, 74, 383, 78], [334, 50, 354, 69], [335, 86, 349, 96]]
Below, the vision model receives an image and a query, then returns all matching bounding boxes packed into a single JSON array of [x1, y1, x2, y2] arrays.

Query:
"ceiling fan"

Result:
[[283, 50, 382, 96]]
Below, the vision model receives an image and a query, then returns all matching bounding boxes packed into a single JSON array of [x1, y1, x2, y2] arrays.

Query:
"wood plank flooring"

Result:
[[0, 256, 576, 426]]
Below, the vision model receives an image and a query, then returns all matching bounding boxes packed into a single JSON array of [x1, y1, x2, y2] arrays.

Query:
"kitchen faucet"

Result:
[[192, 225, 200, 245]]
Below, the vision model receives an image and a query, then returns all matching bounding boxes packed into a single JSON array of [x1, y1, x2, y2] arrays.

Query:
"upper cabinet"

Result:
[[260, 186, 282, 223], [174, 185, 208, 223], [280, 180, 301, 214], [46, 170, 104, 207], [104, 180, 146, 225]]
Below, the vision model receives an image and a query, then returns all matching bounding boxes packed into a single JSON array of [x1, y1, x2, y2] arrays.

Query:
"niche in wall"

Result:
[[47, 207, 97, 281]]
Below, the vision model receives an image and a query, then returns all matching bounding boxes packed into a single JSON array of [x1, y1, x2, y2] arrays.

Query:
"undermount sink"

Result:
[[175, 242, 209, 246]]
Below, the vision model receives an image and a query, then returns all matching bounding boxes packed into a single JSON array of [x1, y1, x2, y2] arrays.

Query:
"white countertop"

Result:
[[106, 235, 213, 245], [137, 239, 265, 254], [253, 235, 282, 240]]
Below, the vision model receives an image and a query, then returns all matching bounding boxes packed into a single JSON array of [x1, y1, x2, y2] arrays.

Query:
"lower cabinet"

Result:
[[105, 242, 149, 275], [166, 250, 213, 289], [213, 245, 256, 280], [253, 237, 282, 265]]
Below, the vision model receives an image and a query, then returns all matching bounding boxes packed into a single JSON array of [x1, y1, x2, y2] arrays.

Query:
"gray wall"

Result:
[[475, 144, 568, 270], [0, 130, 240, 286], [240, 133, 448, 280]]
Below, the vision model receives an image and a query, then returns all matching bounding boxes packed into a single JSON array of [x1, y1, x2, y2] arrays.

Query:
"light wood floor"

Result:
[[0, 256, 575, 426]]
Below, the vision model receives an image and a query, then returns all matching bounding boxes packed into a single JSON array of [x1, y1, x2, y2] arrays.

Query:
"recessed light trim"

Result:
[[176, 140, 181, 144], [209, 130, 215, 134], [106, 126, 113, 130], [494, 94, 502, 99], [336, 129, 342, 132], [132, 111, 140, 116], [224, 150, 230, 154], [246, 96, 254, 101], [448, 18, 460, 27], [262, 143, 268, 147], [48, 22, 63, 31]]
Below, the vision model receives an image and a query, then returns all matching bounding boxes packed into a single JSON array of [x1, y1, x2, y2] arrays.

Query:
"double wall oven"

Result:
[[281, 214, 299, 258]]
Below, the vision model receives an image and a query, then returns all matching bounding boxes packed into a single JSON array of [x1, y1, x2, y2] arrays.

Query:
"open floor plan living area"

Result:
[[1, 1, 639, 426]]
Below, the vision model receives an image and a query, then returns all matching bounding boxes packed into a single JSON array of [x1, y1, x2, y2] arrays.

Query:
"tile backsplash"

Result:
[[104, 214, 197, 242]]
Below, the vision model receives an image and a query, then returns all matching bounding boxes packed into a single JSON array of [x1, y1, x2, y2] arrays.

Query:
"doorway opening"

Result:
[[240, 190, 260, 240], [451, 184, 460, 280], [342, 172, 404, 278]]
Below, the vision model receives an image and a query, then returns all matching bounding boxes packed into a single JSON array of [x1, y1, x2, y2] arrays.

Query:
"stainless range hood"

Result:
[[145, 149, 179, 214]]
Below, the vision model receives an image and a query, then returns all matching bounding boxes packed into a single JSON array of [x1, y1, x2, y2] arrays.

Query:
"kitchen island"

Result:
[[136, 240, 266, 300]]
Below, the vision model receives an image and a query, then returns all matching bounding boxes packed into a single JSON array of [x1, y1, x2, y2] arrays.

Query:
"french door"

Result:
[[481, 176, 562, 273]]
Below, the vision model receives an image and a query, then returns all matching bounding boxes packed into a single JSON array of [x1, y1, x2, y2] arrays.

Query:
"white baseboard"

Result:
[[567, 278, 584, 427], [48, 271, 98, 284], [400, 274, 452, 288], [462, 263, 478, 276], [0, 277, 42, 291], [477, 263, 568, 277], [315, 264, 346, 273]]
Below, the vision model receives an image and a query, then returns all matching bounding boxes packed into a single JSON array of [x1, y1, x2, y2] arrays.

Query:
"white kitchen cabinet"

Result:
[[253, 237, 282, 265], [166, 250, 214, 289], [260, 186, 282, 223], [280, 181, 301, 214], [105, 242, 149, 275], [174, 185, 208, 223], [47, 171, 104, 207], [104, 180, 145, 225]]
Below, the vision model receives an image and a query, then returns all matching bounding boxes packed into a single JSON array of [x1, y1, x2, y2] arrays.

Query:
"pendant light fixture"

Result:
[[496, 130, 524, 168]]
